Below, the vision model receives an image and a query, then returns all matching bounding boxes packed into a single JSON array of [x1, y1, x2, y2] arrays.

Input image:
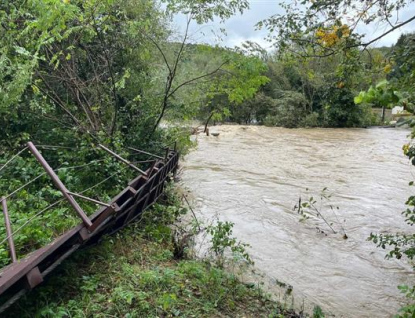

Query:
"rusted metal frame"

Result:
[[148, 160, 159, 176], [116, 195, 135, 212], [122, 160, 167, 225], [88, 185, 134, 233], [0, 198, 110, 295], [87, 206, 116, 233], [0, 149, 179, 311], [0, 289, 26, 313], [128, 179, 170, 225], [127, 147, 164, 160], [67, 191, 111, 207], [41, 244, 80, 277], [128, 174, 144, 188], [0, 221, 84, 295], [27, 142, 93, 228], [89, 171, 150, 233], [121, 181, 147, 215], [26, 267, 43, 289], [135, 169, 165, 208], [121, 185, 148, 223], [153, 171, 167, 200], [154, 161, 171, 199], [123, 165, 161, 224], [99, 144, 147, 175], [1, 198, 17, 263], [151, 163, 166, 197], [120, 173, 164, 227], [132, 172, 158, 199], [128, 158, 160, 189]]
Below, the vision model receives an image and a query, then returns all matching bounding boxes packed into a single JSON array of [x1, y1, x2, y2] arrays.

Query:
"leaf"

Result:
[[14, 46, 31, 57]]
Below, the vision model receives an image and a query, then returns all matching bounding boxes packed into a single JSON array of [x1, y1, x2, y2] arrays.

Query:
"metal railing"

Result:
[[0, 142, 179, 312]]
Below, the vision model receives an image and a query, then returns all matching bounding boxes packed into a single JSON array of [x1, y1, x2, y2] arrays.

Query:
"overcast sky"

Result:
[[172, 0, 415, 50]]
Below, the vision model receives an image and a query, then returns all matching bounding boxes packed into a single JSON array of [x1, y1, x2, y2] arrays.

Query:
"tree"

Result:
[[0, 0, 167, 147], [354, 80, 400, 122], [199, 51, 269, 131], [148, 0, 250, 132], [258, 0, 415, 59]]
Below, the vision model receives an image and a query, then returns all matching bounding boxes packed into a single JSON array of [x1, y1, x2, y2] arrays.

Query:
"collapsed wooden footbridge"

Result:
[[0, 142, 179, 312]]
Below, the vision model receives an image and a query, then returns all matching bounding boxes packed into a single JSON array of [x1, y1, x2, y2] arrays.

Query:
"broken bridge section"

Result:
[[0, 142, 179, 312]]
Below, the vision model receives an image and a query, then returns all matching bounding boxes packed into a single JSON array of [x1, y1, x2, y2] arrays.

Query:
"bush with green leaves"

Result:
[[321, 85, 373, 127], [262, 91, 308, 128], [354, 80, 400, 123], [206, 220, 253, 267]]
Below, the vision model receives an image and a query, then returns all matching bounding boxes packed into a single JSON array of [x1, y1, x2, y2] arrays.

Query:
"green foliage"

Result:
[[0, 140, 137, 267], [4, 193, 297, 318], [257, 0, 409, 62], [164, 0, 249, 24], [313, 305, 325, 318], [354, 80, 400, 108], [0, 0, 169, 149], [322, 86, 372, 127], [199, 51, 270, 128], [368, 32, 415, 313], [389, 33, 415, 90], [207, 221, 253, 267], [396, 285, 415, 318], [262, 91, 308, 128]]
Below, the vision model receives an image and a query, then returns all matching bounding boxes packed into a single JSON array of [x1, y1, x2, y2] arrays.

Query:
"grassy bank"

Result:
[[4, 188, 300, 318]]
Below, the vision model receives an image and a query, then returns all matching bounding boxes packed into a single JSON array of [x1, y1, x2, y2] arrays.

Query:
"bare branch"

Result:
[[146, 35, 172, 76], [361, 14, 415, 47], [171, 15, 192, 79]]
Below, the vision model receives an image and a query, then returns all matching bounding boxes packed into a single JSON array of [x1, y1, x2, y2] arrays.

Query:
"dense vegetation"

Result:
[[0, 0, 267, 265], [1, 0, 415, 316]]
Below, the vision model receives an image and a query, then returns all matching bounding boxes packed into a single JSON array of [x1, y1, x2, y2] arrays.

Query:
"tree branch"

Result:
[[361, 14, 415, 47], [168, 61, 228, 98], [146, 35, 172, 76]]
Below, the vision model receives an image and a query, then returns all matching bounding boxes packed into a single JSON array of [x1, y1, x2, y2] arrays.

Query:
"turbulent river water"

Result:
[[181, 125, 415, 318]]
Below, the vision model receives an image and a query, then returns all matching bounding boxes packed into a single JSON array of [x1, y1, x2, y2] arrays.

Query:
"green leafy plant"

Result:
[[206, 220, 253, 267], [354, 80, 400, 123], [294, 188, 348, 239]]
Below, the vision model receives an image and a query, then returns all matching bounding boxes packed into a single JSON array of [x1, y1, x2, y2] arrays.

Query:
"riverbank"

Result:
[[4, 188, 301, 318]]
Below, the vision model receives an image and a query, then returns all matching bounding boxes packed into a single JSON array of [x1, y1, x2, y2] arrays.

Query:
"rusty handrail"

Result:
[[0, 146, 179, 314], [1, 198, 17, 263], [27, 142, 93, 228], [99, 144, 147, 175]]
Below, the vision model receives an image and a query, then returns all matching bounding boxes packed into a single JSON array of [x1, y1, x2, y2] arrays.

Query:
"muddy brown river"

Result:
[[182, 125, 415, 317]]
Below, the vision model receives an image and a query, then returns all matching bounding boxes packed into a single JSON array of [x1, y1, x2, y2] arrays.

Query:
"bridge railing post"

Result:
[[27, 142, 92, 228], [1, 198, 17, 263]]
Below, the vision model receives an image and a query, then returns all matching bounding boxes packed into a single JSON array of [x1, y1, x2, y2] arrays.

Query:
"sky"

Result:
[[172, 0, 415, 50]]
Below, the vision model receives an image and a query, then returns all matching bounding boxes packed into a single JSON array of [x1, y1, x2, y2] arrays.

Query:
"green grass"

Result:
[[5, 224, 297, 317], [4, 189, 300, 318]]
